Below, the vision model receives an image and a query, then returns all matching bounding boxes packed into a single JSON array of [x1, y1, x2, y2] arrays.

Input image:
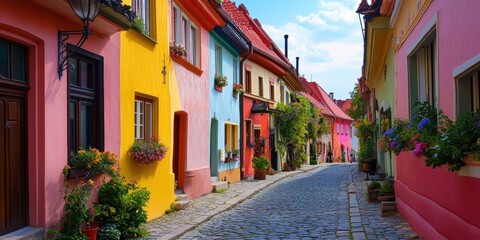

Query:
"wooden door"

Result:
[[0, 94, 27, 235]]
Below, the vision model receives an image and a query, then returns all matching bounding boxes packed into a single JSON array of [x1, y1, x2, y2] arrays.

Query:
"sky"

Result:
[[233, 0, 364, 100]]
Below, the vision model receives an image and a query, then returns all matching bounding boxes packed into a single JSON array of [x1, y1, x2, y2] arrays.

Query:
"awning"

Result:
[[251, 101, 281, 114]]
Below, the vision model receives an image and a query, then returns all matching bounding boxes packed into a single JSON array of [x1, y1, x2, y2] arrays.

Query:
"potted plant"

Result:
[[367, 180, 381, 202], [377, 181, 395, 201], [97, 224, 121, 240], [60, 179, 98, 239], [233, 83, 243, 97], [128, 136, 168, 166], [214, 74, 228, 89], [232, 149, 239, 161], [169, 42, 187, 59], [252, 156, 269, 180]]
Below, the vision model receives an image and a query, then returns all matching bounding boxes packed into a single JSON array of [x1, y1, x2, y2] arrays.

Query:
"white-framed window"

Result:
[[135, 97, 153, 140], [408, 28, 437, 118], [456, 65, 480, 116], [132, 0, 151, 36], [172, 3, 199, 66], [215, 44, 222, 76]]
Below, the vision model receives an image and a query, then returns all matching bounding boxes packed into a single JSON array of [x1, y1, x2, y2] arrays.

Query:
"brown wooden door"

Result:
[[0, 94, 27, 235]]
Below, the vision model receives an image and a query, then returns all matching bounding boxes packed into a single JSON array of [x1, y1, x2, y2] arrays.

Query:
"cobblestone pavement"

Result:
[[146, 164, 327, 240], [146, 164, 418, 240], [348, 167, 418, 240]]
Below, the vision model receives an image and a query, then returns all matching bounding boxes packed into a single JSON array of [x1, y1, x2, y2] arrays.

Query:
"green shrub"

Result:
[[252, 156, 269, 170]]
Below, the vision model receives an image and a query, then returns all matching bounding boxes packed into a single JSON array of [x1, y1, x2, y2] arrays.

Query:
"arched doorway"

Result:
[[173, 111, 187, 190]]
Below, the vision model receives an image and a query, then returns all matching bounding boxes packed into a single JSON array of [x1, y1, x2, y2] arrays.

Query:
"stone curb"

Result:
[[159, 164, 329, 240]]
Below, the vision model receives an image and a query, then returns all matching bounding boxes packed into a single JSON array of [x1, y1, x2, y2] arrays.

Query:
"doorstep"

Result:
[[1, 227, 45, 240]]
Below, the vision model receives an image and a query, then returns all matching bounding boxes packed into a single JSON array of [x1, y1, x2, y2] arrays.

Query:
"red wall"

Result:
[[243, 98, 271, 178]]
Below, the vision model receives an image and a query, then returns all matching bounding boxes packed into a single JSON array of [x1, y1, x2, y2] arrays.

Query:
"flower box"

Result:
[[129, 136, 167, 166]]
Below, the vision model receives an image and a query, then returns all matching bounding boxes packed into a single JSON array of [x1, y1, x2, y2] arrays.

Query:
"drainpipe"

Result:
[[240, 42, 254, 179]]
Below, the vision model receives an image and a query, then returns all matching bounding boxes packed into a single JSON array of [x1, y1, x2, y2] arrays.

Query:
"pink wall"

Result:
[[395, 1, 480, 238], [173, 28, 212, 198], [333, 120, 352, 162], [1, 1, 121, 229]]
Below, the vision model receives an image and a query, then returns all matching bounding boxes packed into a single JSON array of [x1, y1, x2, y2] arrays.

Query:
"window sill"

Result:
[[131, 28, 157, 44], [171, 55, 203, 76], [457, 154, 480, 179]]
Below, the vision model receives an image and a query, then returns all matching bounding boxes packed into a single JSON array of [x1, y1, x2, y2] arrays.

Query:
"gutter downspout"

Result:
[[240, 42, 253, 179]]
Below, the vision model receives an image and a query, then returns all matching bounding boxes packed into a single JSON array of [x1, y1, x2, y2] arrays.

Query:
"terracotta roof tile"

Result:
[[308, 82, 353, 121]]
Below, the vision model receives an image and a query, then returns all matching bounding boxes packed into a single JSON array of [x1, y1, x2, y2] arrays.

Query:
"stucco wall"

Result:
[[119, 0, 175, 221], [394, 1, 480, 238], [209, 34, 241, 182], [1, 0, 121, 228]]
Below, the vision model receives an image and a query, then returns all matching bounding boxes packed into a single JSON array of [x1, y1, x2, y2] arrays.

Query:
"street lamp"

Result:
[[58, 0, 102, 79]]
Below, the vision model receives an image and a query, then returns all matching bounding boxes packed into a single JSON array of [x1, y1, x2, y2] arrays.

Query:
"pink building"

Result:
[[0, 1, 131, 237], [391, 0, 480, 238]]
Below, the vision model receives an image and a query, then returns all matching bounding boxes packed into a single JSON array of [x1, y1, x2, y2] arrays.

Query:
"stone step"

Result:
[[175, 193, 189, 201], [1, 226, 45, 240], [172, 200, 190, 211], [174, 189, 184, 195], [212, 181, 228, 192], [211, 176, 219, 182]]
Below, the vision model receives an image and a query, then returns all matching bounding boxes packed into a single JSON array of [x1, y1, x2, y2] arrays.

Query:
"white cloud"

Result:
[[296, 0, 358, 29]]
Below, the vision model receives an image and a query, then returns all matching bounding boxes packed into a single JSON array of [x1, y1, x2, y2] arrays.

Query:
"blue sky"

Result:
[[234, 0, 363, 100]]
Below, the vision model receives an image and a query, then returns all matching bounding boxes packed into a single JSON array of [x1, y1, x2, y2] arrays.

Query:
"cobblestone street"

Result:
[[146, 164, 417, 239]]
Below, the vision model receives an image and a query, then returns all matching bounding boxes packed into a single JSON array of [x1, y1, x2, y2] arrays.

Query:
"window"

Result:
[[258, 77, 263, 97], [224, 123, 239, 151], [245, 120, 252, 145], [408, 28, 436, 117], [337, 124, 340, 134], [67, 48, 103, 155], [132, 0, 151, 36], [346, 125, 349, 135], [270, 83, 275, 101], [233, 59, 238, 84], [0, 38, 27, 82], [245, 70, 252, 93], [172, 4, 199, 66], [286, 90, 290, 104], [135, 97, 154, 140], [280, 84, 285, 103], [457, 65, 480, 116], [215, 44, 222, 76]]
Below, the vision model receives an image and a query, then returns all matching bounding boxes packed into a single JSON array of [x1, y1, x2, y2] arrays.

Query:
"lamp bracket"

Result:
[[58, 22, 90, 79]]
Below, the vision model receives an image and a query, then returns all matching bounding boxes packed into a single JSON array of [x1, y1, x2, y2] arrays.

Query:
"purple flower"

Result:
[[408, 123, 413, 129], [413, 142, 428, 157], [390, 142, 395, 149], [384, 128, 394, 137], [417, 118, 431, 131]]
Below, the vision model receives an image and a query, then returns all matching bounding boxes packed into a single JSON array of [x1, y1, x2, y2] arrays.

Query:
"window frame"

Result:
[[233, 58, 238, 84], [258, 76, 263, 97], [245, 70, 252, 94], [134, 96, 154, 140], [224, 123, 239, 151], [132, 0, 155, 38], [172, 3, 200, 67], [215, 44, 222, 76], [456, 64, 480, 117], [407, 27, 437, 119], [270, 83, 275, 101], [67, 45, 104, 156], [0, 37, 28, 84], [245, 119, 252, 146]]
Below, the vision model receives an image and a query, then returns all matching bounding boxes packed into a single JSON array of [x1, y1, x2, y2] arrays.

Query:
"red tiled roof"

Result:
[[338, 99, 353, 115], [300, 92, 335, 118], [308, 82, 353, 122], [223, 0, 290, 68]]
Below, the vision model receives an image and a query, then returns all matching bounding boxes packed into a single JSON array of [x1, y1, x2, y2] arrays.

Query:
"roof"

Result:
[[308, 82, 353, 122], [337, 99, 353, 115], [300, 92, 334, 118]]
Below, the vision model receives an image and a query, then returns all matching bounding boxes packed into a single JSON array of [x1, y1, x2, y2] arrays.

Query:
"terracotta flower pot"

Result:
[[81, 224, 99, 240], [254, 169, 266, 180], [361, 162, 370, 172]]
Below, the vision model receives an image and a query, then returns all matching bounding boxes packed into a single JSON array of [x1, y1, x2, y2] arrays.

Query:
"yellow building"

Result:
[[119, 0, 175, 220]]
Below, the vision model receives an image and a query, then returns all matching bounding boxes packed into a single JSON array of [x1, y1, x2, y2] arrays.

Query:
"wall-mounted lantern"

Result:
[[58, 0, 102, 79]]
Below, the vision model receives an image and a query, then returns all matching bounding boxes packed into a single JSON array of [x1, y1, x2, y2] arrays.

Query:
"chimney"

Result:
[[284, 34, 289, 59], [329, 92, 334, 100], [296, 57, 299, 76]]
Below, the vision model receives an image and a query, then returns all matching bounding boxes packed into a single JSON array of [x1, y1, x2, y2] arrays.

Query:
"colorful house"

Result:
[[208, 6, 250, 183], [119, 0, 175, 220], [223, 1, 302, 176], [389, 0, 480, 238], [309, 82, 354, 163], [168, 0, 225, 198], [0, 0, 131, 237], [357, 0, 396, 176]]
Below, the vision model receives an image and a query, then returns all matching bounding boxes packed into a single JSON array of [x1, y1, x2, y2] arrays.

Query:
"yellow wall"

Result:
[[120, 0, 175, 220]]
